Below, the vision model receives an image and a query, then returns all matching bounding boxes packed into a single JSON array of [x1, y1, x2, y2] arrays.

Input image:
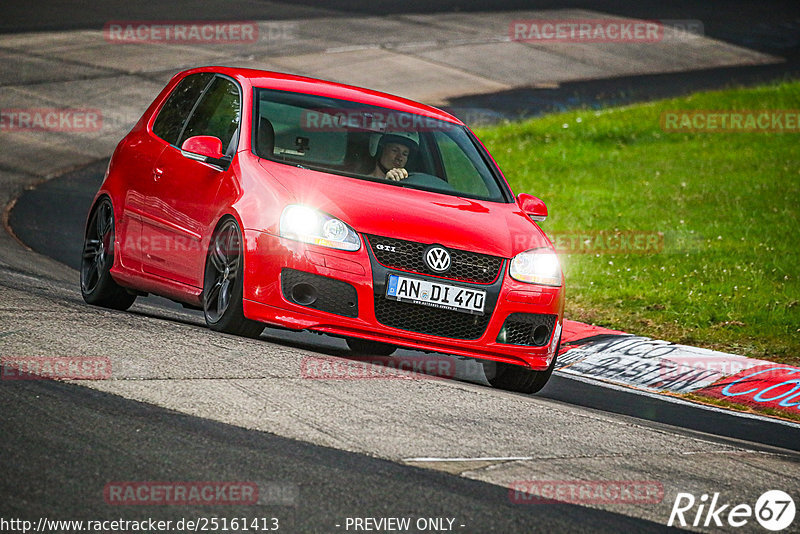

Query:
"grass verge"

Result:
[[680, 392, 800, 424], [476, 80, 800, 365]]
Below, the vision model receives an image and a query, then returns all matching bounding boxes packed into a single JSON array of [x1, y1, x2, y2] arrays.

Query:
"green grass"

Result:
[[475, 81, 800, 365], [681, 392, 800, 423]]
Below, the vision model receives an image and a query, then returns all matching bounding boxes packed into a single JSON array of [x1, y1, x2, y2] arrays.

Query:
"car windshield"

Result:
[[254, 88, 509, 202]]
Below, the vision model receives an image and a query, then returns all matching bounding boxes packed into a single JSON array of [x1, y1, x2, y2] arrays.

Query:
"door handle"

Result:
[[153, 167, 164, 181]]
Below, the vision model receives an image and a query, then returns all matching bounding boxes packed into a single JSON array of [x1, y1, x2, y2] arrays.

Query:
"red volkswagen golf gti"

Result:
[[81, 66, 564, 393]]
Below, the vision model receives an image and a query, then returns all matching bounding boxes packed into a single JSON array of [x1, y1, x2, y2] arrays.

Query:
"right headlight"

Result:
[[509, 248, 562, 286], [279, 205, 361, 252]]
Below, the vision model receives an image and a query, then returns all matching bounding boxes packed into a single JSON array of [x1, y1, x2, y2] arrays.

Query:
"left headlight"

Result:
[[509, 248, 562, 286], [279, 205, 361, 251]]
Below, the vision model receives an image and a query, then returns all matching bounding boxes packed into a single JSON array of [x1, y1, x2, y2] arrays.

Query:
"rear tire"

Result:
[[485, 340, 560, 394], [346, 337, 397, 356], [203, 219, 263, 338], [80, 198, 136, 311]]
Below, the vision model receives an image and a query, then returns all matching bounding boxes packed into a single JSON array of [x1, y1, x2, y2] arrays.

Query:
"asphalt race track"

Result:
[[2, 1, 800, 532], [3, 375, 672, 532], [10, 159, 800, 453]]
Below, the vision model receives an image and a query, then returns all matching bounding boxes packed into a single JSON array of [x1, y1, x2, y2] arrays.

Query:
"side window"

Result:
[[257, 99, 346, 165], [179, 77, 241, 154], [152, 73, 213, 145], [433, 131, 491, 198]]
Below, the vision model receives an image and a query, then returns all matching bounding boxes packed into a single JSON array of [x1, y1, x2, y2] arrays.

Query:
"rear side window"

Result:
[[179, 77, 241, 155], [152, 73, 213, 145], [259, 99, 347, 165]]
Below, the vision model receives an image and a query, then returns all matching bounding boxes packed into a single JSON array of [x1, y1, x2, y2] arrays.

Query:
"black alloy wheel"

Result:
[[203, 219, 263, 338], [80, 198, 136, 310]]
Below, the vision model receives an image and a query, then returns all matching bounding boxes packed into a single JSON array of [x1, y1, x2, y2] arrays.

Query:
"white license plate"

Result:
[[386, 274, 486, 315]]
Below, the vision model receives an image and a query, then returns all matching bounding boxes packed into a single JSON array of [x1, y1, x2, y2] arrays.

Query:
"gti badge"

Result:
[[425, 246, 451, 272]]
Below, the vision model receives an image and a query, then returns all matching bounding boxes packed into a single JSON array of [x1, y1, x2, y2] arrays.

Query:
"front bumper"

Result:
[[241, 230, 564, 370]]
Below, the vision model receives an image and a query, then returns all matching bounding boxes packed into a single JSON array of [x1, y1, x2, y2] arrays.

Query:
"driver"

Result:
[[370, 132, 418, 181]]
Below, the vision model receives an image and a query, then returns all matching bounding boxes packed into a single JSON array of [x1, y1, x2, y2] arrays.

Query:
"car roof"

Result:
[[179, 66, 464, 125]]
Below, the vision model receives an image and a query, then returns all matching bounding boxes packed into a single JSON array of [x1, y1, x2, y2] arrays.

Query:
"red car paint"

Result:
[[93, 66, 564, 370]]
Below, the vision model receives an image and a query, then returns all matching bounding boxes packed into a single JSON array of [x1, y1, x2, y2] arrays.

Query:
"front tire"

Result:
[[80, 198, 136, 310], [485, 340, 560, 394], [203, 219, 263, 338]]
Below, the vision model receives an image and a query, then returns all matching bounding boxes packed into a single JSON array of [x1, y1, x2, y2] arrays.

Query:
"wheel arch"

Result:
[[204, 211, 248, 291], [84, 193, 123, 270]]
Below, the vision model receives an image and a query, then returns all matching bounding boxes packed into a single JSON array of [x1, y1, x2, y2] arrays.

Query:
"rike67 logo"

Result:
[[668, 490, 795, 531]]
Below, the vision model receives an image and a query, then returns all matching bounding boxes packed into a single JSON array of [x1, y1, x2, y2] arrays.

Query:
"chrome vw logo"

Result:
[[425, 246, 451, 272]]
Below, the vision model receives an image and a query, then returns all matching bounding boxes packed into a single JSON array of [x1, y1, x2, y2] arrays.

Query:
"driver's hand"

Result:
[[386, 168, 408, 181]]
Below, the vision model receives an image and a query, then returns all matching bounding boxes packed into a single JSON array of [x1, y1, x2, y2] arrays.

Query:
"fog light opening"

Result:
[[532, 325, 549, 346], [497, 326, 508, 344], [291, 283, 318, 306]]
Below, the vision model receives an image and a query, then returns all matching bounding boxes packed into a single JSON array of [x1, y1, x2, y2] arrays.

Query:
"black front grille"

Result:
[[281, 269, 358, 318], [374, 296, 492, 340], [498, 313, 557, 346], [367, 235, 503, 284]]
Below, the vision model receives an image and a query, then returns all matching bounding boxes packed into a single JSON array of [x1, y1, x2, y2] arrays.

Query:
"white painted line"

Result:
[[327, 37, 513, 54], [403, 456, 533, 462], [324, 44, 381, 53]]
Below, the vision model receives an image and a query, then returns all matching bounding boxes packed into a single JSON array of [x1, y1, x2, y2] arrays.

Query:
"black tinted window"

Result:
[[179, 77, 241, 154], [152, 73, 212, 144]]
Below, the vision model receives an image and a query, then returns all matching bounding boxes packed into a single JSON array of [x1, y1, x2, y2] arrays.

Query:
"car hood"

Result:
[[258, 160, 549, 258]]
